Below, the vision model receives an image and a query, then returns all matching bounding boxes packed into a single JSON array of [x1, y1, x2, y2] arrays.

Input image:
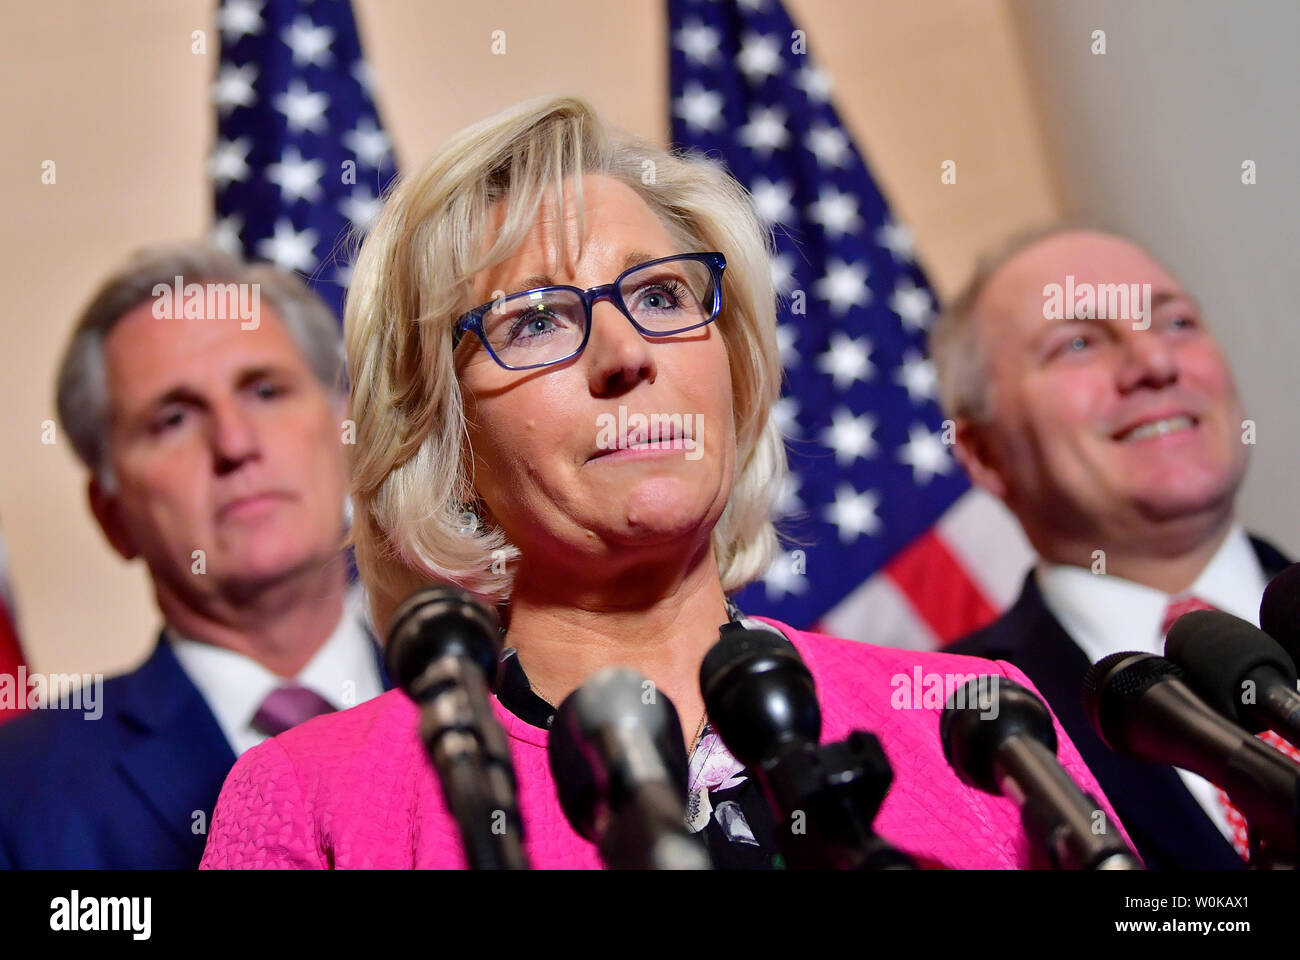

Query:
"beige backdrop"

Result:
[[1, 0, 1061, 676]]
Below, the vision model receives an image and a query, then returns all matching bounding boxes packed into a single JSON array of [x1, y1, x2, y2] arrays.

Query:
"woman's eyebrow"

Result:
[[504, 275, 554, 296], [501, 251, 664, 297], [621, 250, 658, 271]]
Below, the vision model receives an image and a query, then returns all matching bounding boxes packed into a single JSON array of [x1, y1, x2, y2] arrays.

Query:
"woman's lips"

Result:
[[587, 443, 688, 463]]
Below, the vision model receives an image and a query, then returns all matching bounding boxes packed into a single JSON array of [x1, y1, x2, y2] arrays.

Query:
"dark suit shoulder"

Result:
[[946, 571, 1048, 662], [0, 663, 159, 817], [945, 619, 1005, 659], [0, 669, 140, 765], [0, 641, 234, 868]]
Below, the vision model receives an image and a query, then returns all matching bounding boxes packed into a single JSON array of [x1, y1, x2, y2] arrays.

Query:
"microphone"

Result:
[[1165, 609, 1300, 749], [1260, 562, 1300, 666], [699, 626, 915, 869], [547, 667, 710, 869], [941, 676, 1141, 869], [1083, 651, 1300, 865], [386, 585, 528, 870]]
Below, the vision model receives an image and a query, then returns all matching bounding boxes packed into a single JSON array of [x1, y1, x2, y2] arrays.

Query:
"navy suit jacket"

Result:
[[0, 633, 390, 869], [947, 535, 1290, 870]]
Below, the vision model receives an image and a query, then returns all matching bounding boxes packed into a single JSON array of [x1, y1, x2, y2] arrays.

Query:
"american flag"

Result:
[[669, 0, 1033, 649], [0, 524, 26, 724], [210, 0, 397, 318]]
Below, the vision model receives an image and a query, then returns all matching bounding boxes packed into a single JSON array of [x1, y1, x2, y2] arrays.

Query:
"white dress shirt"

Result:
[[166, 585, 384, 756], [1034, 523, 1269, 847]]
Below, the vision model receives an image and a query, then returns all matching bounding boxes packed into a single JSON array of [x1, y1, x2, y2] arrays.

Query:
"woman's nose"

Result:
[[585, 300, 657, 396]]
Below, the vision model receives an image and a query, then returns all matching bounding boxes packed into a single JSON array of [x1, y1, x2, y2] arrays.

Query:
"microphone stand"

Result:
[[993, 737, 1142, 870], [411, 655, 529, 870], [756, 731, 916, 870]]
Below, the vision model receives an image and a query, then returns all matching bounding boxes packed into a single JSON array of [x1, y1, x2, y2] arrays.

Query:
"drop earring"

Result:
[[458, 501, 480, 535]]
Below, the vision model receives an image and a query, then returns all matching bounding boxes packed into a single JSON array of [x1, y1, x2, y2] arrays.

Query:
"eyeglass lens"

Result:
[[481, 257, 718, 367]]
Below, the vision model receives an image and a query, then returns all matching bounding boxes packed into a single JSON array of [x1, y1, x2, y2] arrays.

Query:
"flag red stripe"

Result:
[[883, 530, 999, 646], [0, 602, 25, 723]]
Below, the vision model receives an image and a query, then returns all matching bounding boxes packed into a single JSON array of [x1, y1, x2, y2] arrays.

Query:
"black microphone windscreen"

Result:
[[698, 626, 819, 768], [940, 676, 1057, 794], [1260, 562, 1300, 664], [547, 697, 601, 841], [547, 668, 689, 843], [1165, 609, 1296, 729], [698, 625, 796, 699], [1081, 652, 1183, 752], [385, 586, 502, 694]]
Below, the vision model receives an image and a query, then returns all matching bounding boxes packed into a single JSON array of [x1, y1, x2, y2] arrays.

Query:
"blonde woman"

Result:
[[200, 97, 1123, 869]]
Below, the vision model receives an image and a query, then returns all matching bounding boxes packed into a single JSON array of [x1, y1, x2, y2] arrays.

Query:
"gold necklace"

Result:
[[686, 709, 709, 755]]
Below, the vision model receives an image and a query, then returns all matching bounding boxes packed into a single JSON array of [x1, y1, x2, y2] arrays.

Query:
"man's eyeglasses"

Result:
[[453, 252, 726, 371]]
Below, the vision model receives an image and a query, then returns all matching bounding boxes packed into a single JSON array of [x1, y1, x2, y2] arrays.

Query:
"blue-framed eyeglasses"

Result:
[[453, 252, 726, 371]]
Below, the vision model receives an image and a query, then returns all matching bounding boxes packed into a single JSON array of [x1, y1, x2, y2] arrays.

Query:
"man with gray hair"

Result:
[[0, 243, 387, 868], [936, 226, 1290, 869]]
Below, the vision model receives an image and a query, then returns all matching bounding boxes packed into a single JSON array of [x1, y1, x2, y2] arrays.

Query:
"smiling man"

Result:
[[935, 227, 1289, 869], [0, 244, 387, 868]]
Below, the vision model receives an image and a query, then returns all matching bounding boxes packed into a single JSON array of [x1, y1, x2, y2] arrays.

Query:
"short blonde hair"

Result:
[[345, 96, 787, 634]]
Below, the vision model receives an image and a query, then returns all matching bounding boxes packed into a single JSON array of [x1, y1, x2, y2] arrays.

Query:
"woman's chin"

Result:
[[601, 486, 724, 545], [612, 519, 706, 547]]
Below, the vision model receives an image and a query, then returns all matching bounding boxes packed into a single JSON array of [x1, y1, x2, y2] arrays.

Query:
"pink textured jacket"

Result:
[[200, 619, 1127, 869]]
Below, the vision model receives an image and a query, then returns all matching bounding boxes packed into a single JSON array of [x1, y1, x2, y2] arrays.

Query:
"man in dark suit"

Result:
[[932, 227, 1287, 869], [0, 244, 388, 868]]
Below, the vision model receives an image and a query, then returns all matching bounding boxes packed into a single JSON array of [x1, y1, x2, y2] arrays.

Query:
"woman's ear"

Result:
[[952, 418, 1009, 502]]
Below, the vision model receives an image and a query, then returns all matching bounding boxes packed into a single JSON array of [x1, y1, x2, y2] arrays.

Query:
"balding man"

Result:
[[934, 227, 1289, 869], [0, 244, 388, 868]]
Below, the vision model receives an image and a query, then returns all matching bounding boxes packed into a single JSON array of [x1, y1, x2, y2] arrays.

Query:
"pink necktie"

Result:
[[1161, 596, 1300, 861], [251, 684, 337, 737]]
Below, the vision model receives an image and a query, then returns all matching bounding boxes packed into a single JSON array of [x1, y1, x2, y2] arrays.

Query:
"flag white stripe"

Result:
[[935, 489, 1036, 609], [820, 571, 940, 651]]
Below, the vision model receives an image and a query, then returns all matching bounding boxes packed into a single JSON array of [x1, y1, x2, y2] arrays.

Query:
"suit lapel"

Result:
[[368, 632, 393, 692], [113, 638, 237, 860], [1250, 535, 1291, 581]]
